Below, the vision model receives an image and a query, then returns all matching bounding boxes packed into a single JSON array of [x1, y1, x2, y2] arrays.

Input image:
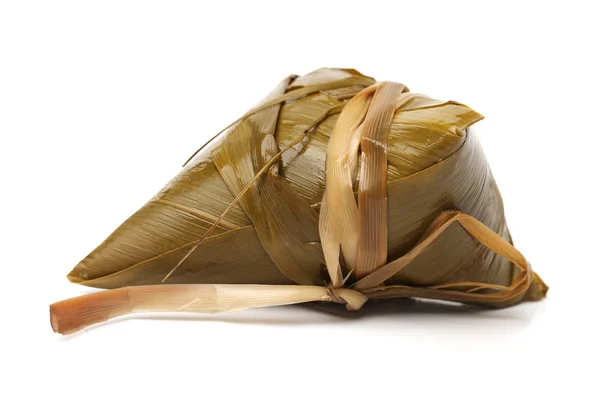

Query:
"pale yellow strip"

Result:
[[318, 84, 379, 286], [50, 285, 368, 335], [355, 82, 409, 278]]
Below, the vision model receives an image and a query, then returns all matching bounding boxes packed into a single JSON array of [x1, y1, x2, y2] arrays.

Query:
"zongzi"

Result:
[[50, 68, 548, 335]]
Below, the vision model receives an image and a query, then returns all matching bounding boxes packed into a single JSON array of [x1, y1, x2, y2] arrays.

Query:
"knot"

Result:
[[326, 286, 368, 311]]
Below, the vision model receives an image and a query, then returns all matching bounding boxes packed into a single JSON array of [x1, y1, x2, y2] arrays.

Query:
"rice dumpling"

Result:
[[50, 68, 548, 334]]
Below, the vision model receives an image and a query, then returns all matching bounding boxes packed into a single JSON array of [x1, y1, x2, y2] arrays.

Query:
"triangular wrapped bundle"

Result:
[[51, 68, 547, 334]]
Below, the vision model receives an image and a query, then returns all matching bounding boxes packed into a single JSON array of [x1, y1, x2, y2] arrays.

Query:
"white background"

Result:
[[1, 1, 598, 399]]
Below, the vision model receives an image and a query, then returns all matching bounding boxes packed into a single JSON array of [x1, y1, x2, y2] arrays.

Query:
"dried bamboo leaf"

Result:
[[206, 73, 324, 285], [386, 100, 483, 179], [67, 160, 251, 283], [74, 226, 293, 289], [288, 67, 372, 89], [212, 118, 323, 285]]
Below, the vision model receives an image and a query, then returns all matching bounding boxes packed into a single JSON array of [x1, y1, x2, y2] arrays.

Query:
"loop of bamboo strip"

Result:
[[356, 211, 533, 304]]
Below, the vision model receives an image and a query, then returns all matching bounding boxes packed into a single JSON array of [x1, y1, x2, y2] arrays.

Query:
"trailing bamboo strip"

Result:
[[50, 285, 369, 335]]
